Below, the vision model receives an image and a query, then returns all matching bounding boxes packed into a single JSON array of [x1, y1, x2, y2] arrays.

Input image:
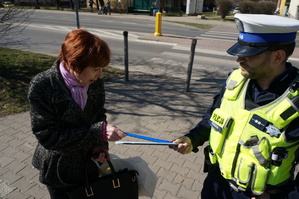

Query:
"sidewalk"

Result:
[[0, 12, 231, 199], [0, 70, 226, 199]]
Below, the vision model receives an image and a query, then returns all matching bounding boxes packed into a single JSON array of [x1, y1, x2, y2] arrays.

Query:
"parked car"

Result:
[[203, 6, 210, 12], [233, 6, 240, 13], [3, 1, 14, 7]]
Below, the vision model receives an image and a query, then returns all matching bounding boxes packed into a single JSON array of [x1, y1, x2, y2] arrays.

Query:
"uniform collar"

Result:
[[249, 63, 298, 105]]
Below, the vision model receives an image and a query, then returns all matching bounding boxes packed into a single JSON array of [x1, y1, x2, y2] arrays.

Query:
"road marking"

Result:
[[172, 46, 232, 57], [26, 23, 176, 46], [196, 30, 238, 42], [160, 51, 236, 64], [122, 22, 137, 25]]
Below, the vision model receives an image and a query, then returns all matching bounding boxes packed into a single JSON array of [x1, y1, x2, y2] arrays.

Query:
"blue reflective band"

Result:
[[124, 132, 172, 143], [238, 32, 296, 43]]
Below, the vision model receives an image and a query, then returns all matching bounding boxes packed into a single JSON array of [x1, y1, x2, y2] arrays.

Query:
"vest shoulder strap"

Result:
[[280, 72, 299, 120], [224, 69, 247, 100], [226, 69, 246, 90]]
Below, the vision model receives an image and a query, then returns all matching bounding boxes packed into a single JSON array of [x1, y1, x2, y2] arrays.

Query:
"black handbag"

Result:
[[68, 160, 139, 199]]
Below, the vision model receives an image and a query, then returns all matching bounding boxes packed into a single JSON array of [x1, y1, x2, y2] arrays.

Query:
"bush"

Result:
[[217, 0, 233, 19], [239, 0, 276, 14], [239, 1, 255, 13], [256, 1, 276, 14], [110, 0, 126, 12]]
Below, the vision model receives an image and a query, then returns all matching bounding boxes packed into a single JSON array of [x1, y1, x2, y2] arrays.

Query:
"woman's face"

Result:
[[73, 66, 103, 86]]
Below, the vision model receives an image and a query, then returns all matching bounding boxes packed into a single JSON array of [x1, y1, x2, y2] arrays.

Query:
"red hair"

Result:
[[59, 29, 110, 73]]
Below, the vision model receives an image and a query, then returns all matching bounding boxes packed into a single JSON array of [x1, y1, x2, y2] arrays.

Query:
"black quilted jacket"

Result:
[[28, 60, 108, 187]]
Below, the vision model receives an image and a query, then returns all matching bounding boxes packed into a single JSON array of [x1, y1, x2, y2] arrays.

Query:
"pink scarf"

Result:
[[59, 62, 89, 110]]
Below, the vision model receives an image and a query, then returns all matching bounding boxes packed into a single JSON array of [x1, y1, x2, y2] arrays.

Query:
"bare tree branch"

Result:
[[0, 7, 34, 40]]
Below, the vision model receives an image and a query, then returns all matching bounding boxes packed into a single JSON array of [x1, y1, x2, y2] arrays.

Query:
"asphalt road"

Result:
[[1, 9, 299, 76]]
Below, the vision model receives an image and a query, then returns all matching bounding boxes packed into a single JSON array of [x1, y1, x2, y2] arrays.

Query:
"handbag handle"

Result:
[[106, 161, 120, 188], [80, 160, 123, 197], [85, 160, 120, 188]]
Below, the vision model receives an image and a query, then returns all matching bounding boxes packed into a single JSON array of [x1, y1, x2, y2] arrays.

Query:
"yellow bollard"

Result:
[[154, 12, 162, 36]]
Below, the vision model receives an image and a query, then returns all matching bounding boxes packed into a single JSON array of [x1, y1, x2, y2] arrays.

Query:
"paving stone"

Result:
[[11, 177, 36, 193], [170, 163, 191, 177], [1, 171, 23, 184], [0, 124, 9, 132], [0, 134, 14, 144], [6, 160, 27, 175], [183, 159, 202, 174], [13, 131, 30, 140], [192, 176, 205, 192], [164, 192, 178, 199], [154, 157, 174, 170], [0, 142, 9, 151], [0, 179, 17, 198], [0, 155, 15, 167], [21, 135, 38, 145], [177, 184, 201, 199], [3, 189, 31, 199], [152, 149, 171, 160], [159, 178, 181, 196], [11, 150, 31, 163], [24, 184, 48, 199], [166, 153, 186, 167], [16, 142, 36, 155], [0, 167, 9, 177], [174, 173, 195, 188], [13, 113, 30, 124], [17, 165, 39, 181], [157, 167, 176, 182], [0, 117, 15, 127], [18, 126, 32, 134], [41, 194, 51, 199], [8, 122, 24, 130], [136, 145, 156, 156], [8, 138, 25, 148]]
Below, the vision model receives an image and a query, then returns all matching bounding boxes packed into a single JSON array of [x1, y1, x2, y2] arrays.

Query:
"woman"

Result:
[[28, 29, 126, 198]]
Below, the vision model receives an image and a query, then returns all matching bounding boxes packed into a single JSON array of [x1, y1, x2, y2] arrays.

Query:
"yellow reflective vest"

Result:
[[209, 69, 299, 195]]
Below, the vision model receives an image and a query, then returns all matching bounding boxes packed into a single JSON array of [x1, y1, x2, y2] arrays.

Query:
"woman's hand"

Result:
[[92, 146, 110, 164], [169, 136, 193, 154], [106, 124, 126, 141]]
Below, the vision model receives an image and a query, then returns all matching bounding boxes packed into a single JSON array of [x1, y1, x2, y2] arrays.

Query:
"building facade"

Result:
[[288, 0, 299, 19]]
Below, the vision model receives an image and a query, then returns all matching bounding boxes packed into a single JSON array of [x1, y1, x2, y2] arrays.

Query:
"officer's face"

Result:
[[237, 51, 273, 81]]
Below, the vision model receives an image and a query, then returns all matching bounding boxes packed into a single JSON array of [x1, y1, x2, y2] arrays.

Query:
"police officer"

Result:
[[170, 14, 299, 199]]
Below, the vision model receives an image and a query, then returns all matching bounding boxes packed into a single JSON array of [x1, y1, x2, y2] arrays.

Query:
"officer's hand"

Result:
[[169, 136, 193, 154]]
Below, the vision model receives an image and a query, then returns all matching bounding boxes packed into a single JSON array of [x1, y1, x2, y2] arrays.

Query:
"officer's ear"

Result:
[[271, 49, 286, 66]]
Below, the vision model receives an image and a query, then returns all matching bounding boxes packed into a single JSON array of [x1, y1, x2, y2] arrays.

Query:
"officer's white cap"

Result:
[[227, 14, 299, 57]]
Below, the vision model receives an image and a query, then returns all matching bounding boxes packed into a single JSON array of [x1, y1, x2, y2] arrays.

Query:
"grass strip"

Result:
[[0, 47, 124, 116]]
